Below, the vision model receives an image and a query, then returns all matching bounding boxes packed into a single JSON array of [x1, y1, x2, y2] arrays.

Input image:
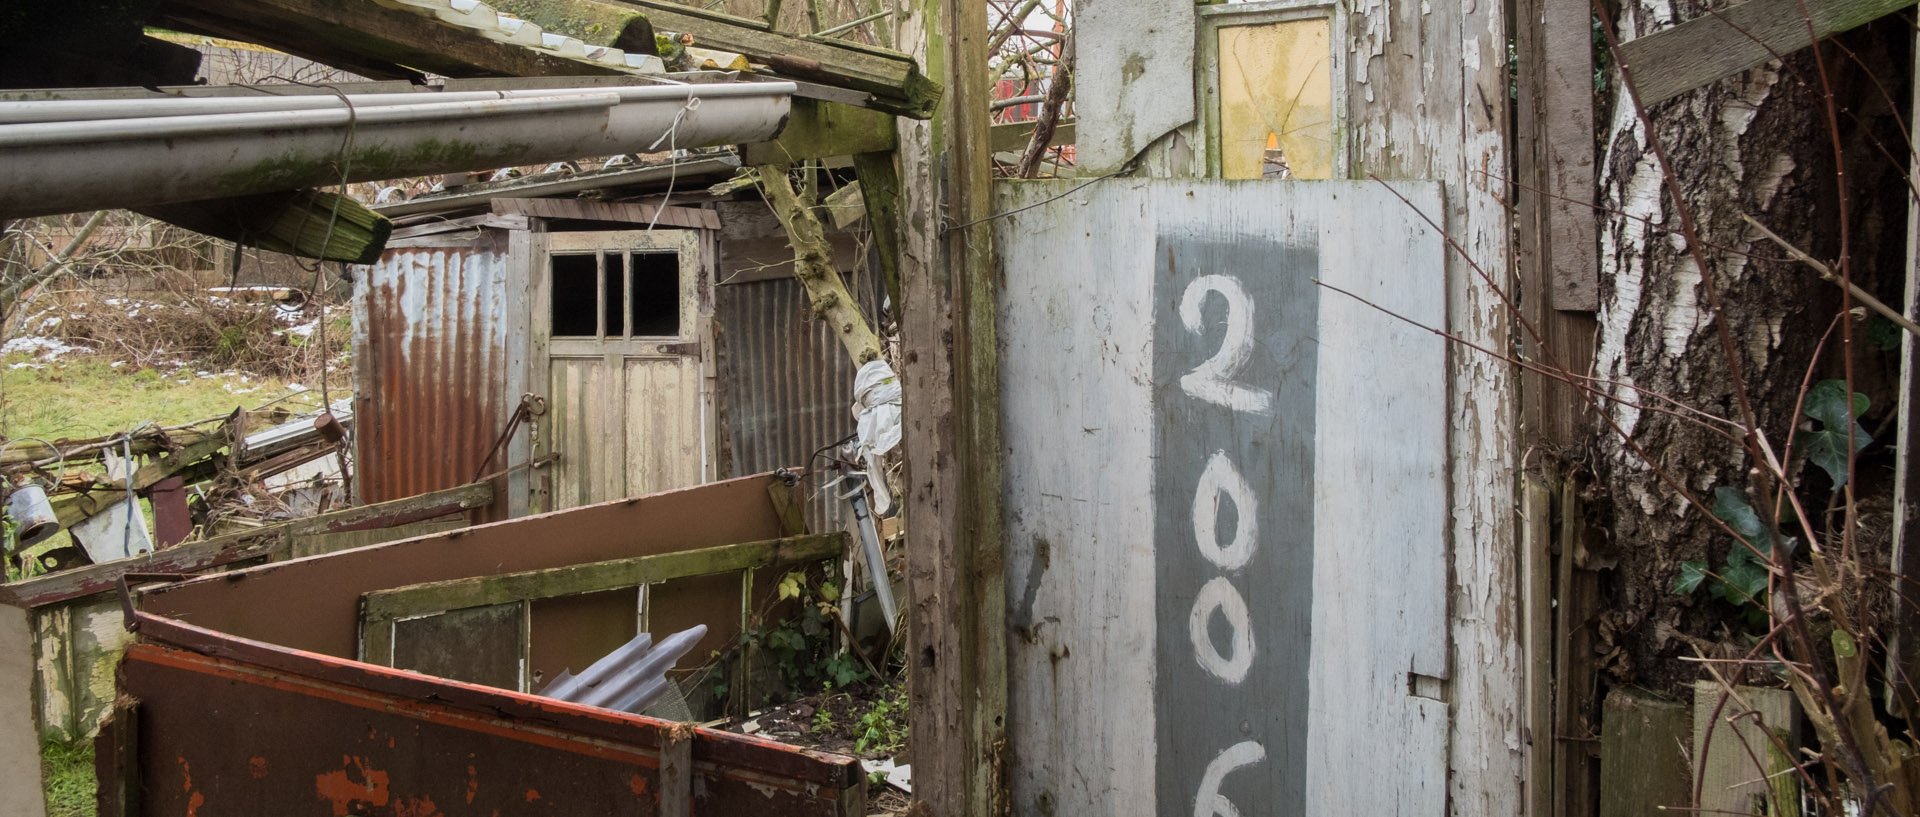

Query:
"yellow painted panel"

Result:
[[1218, 18, 1333, 180]]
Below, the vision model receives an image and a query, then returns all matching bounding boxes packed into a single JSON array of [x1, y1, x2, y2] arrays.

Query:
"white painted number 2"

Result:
[[1177, 274, 1269, 816], [1179, 275, 1275, 414]]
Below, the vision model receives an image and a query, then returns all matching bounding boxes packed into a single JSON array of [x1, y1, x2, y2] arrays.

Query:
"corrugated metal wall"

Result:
[[714, 242, 883, 532], [355, 236, 515, 522]]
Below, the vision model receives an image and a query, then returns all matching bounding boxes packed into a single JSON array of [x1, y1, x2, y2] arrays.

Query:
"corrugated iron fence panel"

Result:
[[356, 239, 513, 522], [715, 261, 883, 533]]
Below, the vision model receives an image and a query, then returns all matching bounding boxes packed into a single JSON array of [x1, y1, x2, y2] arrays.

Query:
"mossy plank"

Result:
[[1599, 688, 1692, 817], [740, 99, 898, 164], [361, 533, 847, 622]]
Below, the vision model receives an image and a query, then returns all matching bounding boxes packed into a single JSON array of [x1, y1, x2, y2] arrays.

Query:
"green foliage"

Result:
[[41, 737, 95, 817], [853, 687, 909, 756], [1673, 488, 1790, 629], [740, 569, 867, 698], [1802, 379, 1872, 487], [1866, 315, 1905, 351]]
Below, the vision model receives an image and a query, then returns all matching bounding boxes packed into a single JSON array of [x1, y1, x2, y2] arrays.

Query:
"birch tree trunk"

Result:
[[1593, 12, 1907, 688]]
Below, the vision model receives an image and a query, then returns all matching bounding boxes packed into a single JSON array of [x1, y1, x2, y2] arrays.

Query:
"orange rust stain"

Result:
[[314, 756, 392, 817], [178, 757, 192, 792], [524, 788, 542, 802], [465, 765, 479, 804], [629, 774, 649, 796], [179, 757, 202, 817], [187, 792, 205, 817], [249, 757, 269, 779], [396, 795, 442, 817]]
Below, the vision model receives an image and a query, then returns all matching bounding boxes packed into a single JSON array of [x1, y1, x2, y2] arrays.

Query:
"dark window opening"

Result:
[[629, 252, 680, 337], [603, 252, 626, 338], [550, 254, 598, 337]]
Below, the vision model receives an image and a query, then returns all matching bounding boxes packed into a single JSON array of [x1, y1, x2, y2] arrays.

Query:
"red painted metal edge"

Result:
[[129, 610, 863, 789]]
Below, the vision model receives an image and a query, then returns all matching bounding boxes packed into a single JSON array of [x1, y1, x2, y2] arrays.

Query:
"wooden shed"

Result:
[[352, 157, 883, 527]]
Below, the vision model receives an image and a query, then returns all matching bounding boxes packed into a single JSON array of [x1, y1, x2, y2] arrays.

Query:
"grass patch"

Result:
[[0, 356, 313, 441], [42, 737, 95, 817]]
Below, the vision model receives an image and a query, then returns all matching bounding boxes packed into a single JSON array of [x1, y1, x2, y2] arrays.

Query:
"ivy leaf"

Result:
[[1803, 379, 1872, 487], [1718, 560, 1769, 607], [1673, 560, 1709, 595], [1867, 315, 1905, 351], [1711, 488, 1766, 544]]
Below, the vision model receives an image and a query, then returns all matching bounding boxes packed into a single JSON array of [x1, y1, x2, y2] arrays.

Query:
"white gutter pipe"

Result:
[[0, 85, 702, 124], [0, 82, 794, 219]]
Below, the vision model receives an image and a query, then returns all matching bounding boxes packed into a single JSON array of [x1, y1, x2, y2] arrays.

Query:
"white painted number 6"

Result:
[[1193, 740, 1267, 817], [1179, 275, 1274, 414]]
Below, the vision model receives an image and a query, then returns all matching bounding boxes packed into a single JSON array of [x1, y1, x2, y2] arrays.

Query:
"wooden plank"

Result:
[[387, 213, 528, 239], [660, 723, 695, 817], [1599, 689, 1692, 817], [1692, 682, 1800, 816], [1889, 23, 1920, 719], [288, 518, 466, 559], [1616, 0, 1916, 105], [988, 120, 1076, 154], [1522, 477, 1555, 817], [741, 99, 899, 165], [994, 181, 1448, 815], [362, 533, 845, 621], [1344, 0, 1521, 811], [3, 482, 494, 608], [490, 198, 719, 230], [1556, 477, 1604, 817]]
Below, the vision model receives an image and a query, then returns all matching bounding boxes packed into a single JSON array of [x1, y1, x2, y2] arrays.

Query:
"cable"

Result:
[[645, 87, 703, 232], [940, 165, 1129, 234]]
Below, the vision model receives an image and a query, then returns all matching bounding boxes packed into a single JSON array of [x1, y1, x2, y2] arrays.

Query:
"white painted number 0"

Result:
[[1178, 275, 1274, 414], [1193, 451, 1258, 571], [1189, 576, 1255, 684]]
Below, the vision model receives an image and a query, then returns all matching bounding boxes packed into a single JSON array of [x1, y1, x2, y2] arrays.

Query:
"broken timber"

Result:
[[1616, 0, 1916, 104], [0, 482, 493, 609], [757, 165, 885, 365]]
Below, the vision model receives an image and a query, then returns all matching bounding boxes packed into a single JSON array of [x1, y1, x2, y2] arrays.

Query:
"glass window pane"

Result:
[[550, 253, 598, 337], [629, 252, 680, 337], [1218, 17, 1334, 180]]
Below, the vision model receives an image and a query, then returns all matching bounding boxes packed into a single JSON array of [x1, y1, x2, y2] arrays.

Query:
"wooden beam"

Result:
[[156, 0, 631, 81], [899, 0, 1005, 813], [612, 0, 940, 117], [740, 99, 899, 165], [490, 198, 720, 229], [361, 533, 845, 621], [1616, 0, 1916, 104], [851, 152, 904, 305]]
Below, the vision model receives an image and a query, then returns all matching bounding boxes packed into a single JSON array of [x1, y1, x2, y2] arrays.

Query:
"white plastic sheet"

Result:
[[851, 359, 902, 514]]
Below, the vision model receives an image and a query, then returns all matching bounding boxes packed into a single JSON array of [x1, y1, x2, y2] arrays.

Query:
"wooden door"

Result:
[[534, 230, 710, 509]]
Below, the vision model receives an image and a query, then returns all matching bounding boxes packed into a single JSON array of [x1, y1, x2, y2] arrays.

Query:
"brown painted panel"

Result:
[[392, 602, 525, 690], [140, 474, 789, 660], [116, 643, 861, 816], [529, 589, 638, 692]]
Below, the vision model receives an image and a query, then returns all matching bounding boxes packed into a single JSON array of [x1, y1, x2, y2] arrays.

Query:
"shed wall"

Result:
[[355, 236, 521, 522]]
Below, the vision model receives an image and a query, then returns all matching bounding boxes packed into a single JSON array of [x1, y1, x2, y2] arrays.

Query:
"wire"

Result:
[[645, 87, 703, 231], [940, 165, 1130, 234]]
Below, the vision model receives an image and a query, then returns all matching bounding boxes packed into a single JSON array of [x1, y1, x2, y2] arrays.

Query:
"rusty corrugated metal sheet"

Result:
[[105, 615, 864, 817], [356, 237, 514, 522], [714, 258, 884, 531]]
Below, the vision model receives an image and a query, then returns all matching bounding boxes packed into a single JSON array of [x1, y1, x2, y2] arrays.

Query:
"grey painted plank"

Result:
[[995, 178, 1447, 816], [1075, 0, 1197, 173]]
